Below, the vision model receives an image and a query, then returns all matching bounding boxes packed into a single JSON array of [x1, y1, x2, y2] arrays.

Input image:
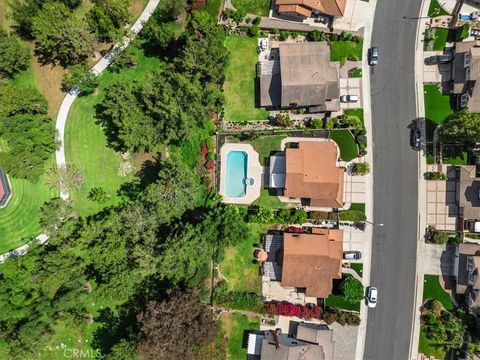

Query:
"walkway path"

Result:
[[0, 0, 161, 263], [55, 0, 161, 200]]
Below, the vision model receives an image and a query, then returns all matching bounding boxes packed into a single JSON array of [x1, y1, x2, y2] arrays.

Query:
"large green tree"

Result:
[[87, 0, 131, 43], [441, 110, 480, 144], [31, 2, 96, 66], [0, 30, 30, 78], [0, 85, 47, 117]]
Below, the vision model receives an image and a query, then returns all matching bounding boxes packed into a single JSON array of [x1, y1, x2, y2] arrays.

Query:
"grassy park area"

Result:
[[224, 36, 269, 121], [65, 47, 163, 217]]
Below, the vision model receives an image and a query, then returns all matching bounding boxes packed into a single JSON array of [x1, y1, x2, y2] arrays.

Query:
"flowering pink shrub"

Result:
[[206, 160, 215, 170], [201, 143, 209, 156], [264, 302, 321, 319]]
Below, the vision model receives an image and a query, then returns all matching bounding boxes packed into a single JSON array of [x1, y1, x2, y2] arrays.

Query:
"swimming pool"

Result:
[[226, 151, 249, 198]]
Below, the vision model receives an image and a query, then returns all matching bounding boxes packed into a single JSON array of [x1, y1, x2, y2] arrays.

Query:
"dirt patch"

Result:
[[133, 151, 160, 169], [31, 53, 67, 117], [130, 0, 147, 19]]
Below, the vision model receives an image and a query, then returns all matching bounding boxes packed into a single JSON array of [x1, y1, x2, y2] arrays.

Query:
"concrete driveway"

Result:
[[423, 243, 456, 276], [423, 51, 451, 83], [339, 78, 363, 109]]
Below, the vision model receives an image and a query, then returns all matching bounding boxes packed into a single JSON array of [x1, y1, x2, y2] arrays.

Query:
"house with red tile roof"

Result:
[[275, 0, 346, 18]]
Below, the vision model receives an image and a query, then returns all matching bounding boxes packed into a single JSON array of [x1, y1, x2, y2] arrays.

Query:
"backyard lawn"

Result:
[[0, 175, 55, 253], [65, 47, 164, 217], [249, 134, 285, 165], [224, 36, 269, 121], [422, 275, 454, 310], [231, 0, 271, 16], [330, 41, 363, 62], [220, 312, 261, 359], [252, 188, 289, 209], [330, 130, 358, 161], [219, 223, 268, 293]]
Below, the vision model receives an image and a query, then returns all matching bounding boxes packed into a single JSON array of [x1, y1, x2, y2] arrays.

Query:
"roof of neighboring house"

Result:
[[452, 41, 480, 112], [0, 167, 12, 208], [281, 228, 343, 298], [459, 165, 480, 220], [259, 324, 335, 360], [279, 42, 340, 108], [456, 243, 480, 294], [275, 0, 346, 17], [278, 4, 312, 17], [284, 141, 344, 208]]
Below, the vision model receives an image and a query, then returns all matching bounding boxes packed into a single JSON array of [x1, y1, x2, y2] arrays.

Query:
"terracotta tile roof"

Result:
[[276, 0, 346, 17], [284, 141, 344, 208], [278, 4, 312, 17], [281, 228, 343, 298]]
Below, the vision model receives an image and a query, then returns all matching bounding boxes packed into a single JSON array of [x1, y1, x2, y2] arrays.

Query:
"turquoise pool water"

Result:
[[226, 151, 248, 197]]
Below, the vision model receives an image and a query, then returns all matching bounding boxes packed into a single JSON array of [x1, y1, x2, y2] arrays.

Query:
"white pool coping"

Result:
[[219, 143, 262, 204]]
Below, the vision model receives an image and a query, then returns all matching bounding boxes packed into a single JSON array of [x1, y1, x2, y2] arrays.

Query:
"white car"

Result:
[[367, 287, 378, 308], [340, 95, 359, 103]]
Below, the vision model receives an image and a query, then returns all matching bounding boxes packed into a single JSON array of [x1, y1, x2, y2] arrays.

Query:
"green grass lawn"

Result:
[[231, 0, 270, 16], [349, 67, 362, 78], [330, 130, 358, 161], [330, 41, 363, 62], [344, 109, 365, 127], [224, 36, 269, 122], [419, 327, 448, 359], [249, 134, 285, 165], [424, 84, 453, 141], [423, 275, 454, 310], [432, 28, 449, 51], [428, 0, 449, 17], [252, 188, 289, 209], [65, 47, 163, 217], [219, 223, 268, 293], [350, 263, 363, 278], [0, 175, 56, 253], [204, 0, 222, 20], [349, 203, 365, 212], [325, 294, 361, 312], [220, 312, 260, 360]]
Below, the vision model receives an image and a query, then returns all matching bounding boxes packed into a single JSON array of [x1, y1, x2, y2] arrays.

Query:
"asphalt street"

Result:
[[364, 1, 422, 359]]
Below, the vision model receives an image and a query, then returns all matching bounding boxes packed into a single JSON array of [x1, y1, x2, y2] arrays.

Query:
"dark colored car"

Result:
[[368, 47, 378, 66], [411, 128, 422, 150], [424, 53, 453, 65], [343, 251, 362, 260], [286, 226, 304, 233]]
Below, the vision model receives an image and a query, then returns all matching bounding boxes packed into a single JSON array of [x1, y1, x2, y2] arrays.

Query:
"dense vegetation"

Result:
[[0, 85, 55, 180], [0, 29, 30, 79]]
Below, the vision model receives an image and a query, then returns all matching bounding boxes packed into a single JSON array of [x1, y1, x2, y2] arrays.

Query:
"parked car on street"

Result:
[[424, 53, 453, 65], [366, 287, 378, 308], [368, 47, 378, 66], [286, 226, 304, 233], [340, 95, 359, 103], [411, 128, 422, 150], [343, 251, 362, 260]]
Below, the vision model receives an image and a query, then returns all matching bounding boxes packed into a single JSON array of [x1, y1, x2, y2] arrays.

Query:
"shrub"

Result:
[[275, 113, 293, 127], [111, 49, 137, 72], [265, 302, 322, 320], [61, 65, 98, 95], [249, 206, 273, 223], [320, 309, 360, 326], [352, 162, 370, 176], [424, 171, 447, 180], [206, 160, 215, 170], [290, 208, 307, 224], [340, 275, 364, 302], [206, 136, 215, 150], [207, 152, 216, 161], [343, 115, 362, 130], [458, 23, 470, 41], [252, 17, 261, 25], [309, 211, 329, 221], [248, 25, 259, 37], [425, 226, 450, 244], [309, 30, 322, 41], [307, 118, 324, 129], [214, 282, 264, 312]]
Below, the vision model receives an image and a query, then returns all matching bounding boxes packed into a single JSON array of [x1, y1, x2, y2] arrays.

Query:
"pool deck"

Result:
[[219, 143, 262, 204]]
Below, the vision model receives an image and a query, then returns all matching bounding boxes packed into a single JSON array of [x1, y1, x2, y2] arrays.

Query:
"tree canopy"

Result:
[[0, 85, 55, 181], [31, 2, 96, 66], [440, 110, 480, 144], [62, 65, 98, 95], [87, 0, 131, 43], [0, 30, 30, 78]]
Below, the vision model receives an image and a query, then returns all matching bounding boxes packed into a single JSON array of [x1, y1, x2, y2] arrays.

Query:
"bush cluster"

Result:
[[214, 282, 264, 313], [308, 30, 362, 43], [265, 302, 321, 320], [425, 226, 450, 244], [248, 207, 307, 224], [321, 308, 361, 326], [424, 171, 447, 180]]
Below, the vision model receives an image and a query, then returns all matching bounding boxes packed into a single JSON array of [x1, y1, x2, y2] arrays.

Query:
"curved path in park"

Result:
[[56, 0, 161, 199], [0, 0, 160, 262]]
